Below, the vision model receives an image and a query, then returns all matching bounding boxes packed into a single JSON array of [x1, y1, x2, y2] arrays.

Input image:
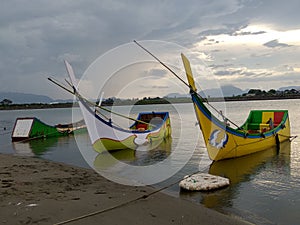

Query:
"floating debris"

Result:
[[179, 173, 230, 191]]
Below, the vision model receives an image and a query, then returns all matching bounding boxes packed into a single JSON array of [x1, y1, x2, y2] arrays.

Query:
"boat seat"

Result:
[[150, 117, 163, 126], [136, 123, 148, 131], [247, 111, 286, 132], [273, 111, 285, 127], [247, 123, 260, 130]]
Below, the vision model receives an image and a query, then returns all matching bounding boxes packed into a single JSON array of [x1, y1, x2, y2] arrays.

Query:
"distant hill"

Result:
[[164, 92, 189, 98], [221, 85, 244, 97], [278, 86, 300, 91], [197, 85, 244, 97], [165, 85, 244, 98], [165, 85, 300, 98], [0, 92, 54, 104], [2, 84, 298, 104]]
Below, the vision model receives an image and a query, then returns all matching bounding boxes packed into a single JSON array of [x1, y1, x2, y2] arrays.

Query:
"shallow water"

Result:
[[0, 99, 299, 224]]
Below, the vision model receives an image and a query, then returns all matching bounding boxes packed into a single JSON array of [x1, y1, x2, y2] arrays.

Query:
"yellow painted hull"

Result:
[[92, 117, 171, 153], [181, 53, 291, 161], [191, 93, 290, 161]]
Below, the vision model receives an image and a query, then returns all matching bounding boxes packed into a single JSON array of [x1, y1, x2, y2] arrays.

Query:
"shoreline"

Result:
[[1, 95, 300, 111], [0, 153, 251, 225]]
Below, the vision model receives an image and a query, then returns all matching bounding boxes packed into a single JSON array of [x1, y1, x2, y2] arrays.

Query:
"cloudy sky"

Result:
[[1, 0, 300, 99]]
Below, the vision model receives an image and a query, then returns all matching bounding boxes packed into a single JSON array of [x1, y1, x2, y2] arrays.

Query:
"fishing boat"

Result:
[[133, 40, 292, 161], [11, 117, 86, 142], [53, 61, 171, 153], [180, 53, 291, 161], [90, 110, 171, 153]]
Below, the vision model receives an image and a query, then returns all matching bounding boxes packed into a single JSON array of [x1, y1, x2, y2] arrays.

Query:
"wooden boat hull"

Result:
[[192, 95, 290, 160], [62, 60, 171, 153], [11, 117, 86, 142], [181, 53, 291, 161], [77, 98, 171, 153]]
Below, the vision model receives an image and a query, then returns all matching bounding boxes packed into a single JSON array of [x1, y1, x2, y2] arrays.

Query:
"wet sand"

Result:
[[0, 154, 251, 225]]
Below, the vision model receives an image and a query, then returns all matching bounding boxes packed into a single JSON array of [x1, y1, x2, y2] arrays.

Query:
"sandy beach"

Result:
[[0, 153, 251, 225]]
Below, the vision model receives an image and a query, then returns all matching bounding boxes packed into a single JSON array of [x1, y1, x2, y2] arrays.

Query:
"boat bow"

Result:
[[181, 53, 291, 161]]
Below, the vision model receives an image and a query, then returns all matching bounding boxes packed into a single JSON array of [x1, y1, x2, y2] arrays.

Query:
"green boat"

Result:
[[11, 117, 86, 142]]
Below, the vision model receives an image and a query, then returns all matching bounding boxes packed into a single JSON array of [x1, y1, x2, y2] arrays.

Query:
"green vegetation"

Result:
[[101, 97, 191, 106], [0, 99, 12, 105], [0, 102, 77, 110], [1, 88, 300, 110], [242, 88, 299, 97]]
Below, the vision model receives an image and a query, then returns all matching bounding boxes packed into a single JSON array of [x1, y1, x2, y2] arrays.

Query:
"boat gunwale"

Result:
[[191, 91, 289, 139], [79, 97, 170, 134], [11, 117, 73, 141]]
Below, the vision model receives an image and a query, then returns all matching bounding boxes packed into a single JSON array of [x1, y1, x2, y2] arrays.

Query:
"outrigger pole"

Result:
[[133, 40, 241, 129], [48, 77, 154, 127]]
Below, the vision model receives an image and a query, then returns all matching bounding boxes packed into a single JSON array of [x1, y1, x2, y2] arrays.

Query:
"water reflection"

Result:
[[180, 141, 291, 210], [12, 137, 60, 156], [210, 140, 291, 185], [93, 137, 172, 170]]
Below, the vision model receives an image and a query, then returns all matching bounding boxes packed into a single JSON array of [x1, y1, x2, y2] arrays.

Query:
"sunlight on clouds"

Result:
[[198, 24, 300, 46], [279, 29, 300, 45], [293, 67, 300, 72], [189, 23, 300, 91], [214, 65, 299, 89]]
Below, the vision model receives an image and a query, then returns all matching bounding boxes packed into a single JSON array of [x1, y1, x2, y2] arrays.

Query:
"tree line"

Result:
[[242, 88, 299, 97]]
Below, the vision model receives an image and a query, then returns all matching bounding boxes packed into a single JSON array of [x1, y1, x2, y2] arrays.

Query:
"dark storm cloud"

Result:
[[0, 0, 299, 98]]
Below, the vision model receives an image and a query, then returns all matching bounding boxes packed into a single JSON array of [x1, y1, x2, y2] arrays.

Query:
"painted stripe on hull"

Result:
[[191, 93, 290, 161]]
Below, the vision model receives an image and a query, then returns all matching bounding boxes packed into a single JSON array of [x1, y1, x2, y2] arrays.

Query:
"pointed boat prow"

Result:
[[64, 60, 79, 90], [181, 53, 197, 92], [52, 60, 172, 153], [180, 53, 291, 161]]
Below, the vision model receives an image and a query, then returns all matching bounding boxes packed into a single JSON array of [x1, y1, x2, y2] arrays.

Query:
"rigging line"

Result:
[[64, 78, 74, 90], [133, 40, 221, 113], [76, 92, 156, 127], [133, 40, 241, 129], [54, 164, 211, 225], [290, 135, 298, 141], [191, 90, 241, 130], [49, 77, 155, 127], [53, 77, 109, 122], [48, 77, 75, 95], [133, 40, 189, 88], [234, 135, 277, 148], [93, 106, 141, 132], [278, 133, 298, 140], [94, 108, 110, 121]]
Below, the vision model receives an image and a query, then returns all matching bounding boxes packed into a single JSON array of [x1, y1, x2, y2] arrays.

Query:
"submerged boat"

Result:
[[61, 61, 171, 153], [181, 53, 291, 161], [11, 117, 86, 142]]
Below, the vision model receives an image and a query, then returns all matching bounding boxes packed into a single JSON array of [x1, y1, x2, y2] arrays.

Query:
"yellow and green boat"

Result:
[[132, 40, 292, 161], [181, 53, 291, 161]]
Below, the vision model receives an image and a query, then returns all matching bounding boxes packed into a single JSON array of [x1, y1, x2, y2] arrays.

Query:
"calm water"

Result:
[[0, 100, 299, 225]]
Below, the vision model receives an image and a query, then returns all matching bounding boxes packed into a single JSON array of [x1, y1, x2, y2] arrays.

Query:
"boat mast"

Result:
[[48, 67, 155, 127]]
